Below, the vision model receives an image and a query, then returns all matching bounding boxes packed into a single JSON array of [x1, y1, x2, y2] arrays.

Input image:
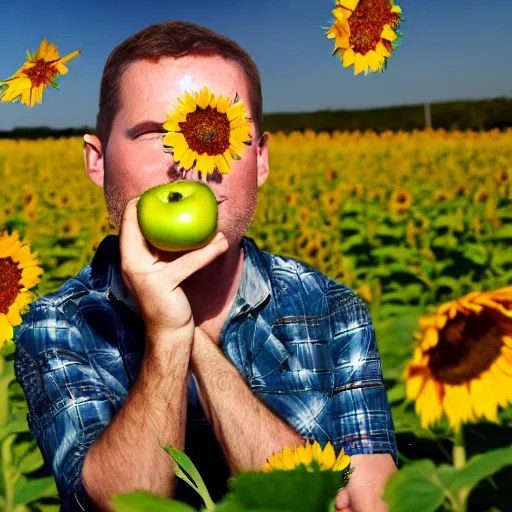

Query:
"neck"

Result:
[[182, 239, 245, 325]]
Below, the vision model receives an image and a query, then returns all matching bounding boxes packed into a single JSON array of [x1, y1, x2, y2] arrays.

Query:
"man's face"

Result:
[[93, 54, 269, 249]]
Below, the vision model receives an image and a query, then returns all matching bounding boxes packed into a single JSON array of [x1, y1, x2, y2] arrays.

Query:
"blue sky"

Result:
[[0, 0, 510, 130]]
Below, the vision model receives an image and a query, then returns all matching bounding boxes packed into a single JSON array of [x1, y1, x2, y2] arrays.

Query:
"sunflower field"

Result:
[[0, 128, 511, 511]]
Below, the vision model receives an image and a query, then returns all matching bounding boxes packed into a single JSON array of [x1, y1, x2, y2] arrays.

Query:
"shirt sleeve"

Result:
[[318, 296, 398, 465], [13, 307, 117, 511]]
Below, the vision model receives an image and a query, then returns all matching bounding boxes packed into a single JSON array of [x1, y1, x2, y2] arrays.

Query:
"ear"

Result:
[[83, 134, 105, 188], [256, 131, 270, 188]]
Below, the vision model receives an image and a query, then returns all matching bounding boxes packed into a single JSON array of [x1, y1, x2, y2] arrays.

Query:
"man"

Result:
[[13, 20, 397, 512]]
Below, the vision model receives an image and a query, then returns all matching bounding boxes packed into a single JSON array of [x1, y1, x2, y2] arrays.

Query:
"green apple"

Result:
[[136, 181, 218, 252]]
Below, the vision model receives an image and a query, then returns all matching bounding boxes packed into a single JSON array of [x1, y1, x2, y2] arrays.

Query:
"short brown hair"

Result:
[[96, 20, 263, 151]]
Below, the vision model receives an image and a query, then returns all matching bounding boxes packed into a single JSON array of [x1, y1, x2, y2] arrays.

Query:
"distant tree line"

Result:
[[0, 98, 510, 140]]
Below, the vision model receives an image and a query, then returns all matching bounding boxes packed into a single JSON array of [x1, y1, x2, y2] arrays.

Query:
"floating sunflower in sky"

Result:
[[0, 231, 43, 346], [0, 38, 81, 107], [405, 287, 512, 431], [326, 0, 404, 75], [163, 86, 252, 175], [264, 440, 352, 478]]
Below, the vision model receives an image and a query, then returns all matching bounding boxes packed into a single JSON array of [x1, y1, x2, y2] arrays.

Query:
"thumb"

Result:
[[336, 488, 350, 510]]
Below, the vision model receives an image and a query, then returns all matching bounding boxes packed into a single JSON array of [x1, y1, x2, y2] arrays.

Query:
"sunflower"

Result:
[[0, 38, 81, 107], [495, 169, 509, 185], [389, 188, 412, 214], [0, 231, 43, 346], [263, 441, 351, 477], [405, 287, 512, 431], [162, 87, 252, 176], [326, 0, 404, 75], [57, 219, 80, 238], [473, 186, 489, 204]]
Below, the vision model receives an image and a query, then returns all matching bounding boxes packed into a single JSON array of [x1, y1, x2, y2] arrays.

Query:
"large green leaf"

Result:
[[110, 491, 196, 512], [383, 459, 445, 512], [437, 444, 512, 498], [13, 476, 58, 507], [228, 468, 344, 512]]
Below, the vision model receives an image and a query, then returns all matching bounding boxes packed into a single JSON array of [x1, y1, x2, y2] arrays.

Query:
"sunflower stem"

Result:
[[452, 427, 469, 512]]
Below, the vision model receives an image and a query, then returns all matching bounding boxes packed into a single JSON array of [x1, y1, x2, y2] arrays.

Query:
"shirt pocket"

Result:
[[249, 316, 333, 394]]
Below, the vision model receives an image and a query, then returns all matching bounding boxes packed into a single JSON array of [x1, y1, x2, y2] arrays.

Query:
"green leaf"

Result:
[[228, 468, 345, 512], [162, 446, 214, 510], [13, 476, 58, 507], [461, 244, 488, 266], [438, 444, 512, 498], [18, 445, 45, 474], [383, 459, 445, 512], [0, 416, 30, 442], [493, 224, 512, 241], [110, 490, 196, 512]]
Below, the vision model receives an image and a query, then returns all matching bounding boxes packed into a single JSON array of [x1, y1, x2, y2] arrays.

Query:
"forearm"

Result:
[[81, 329, 192, 511], [190, 327, 303, 473]]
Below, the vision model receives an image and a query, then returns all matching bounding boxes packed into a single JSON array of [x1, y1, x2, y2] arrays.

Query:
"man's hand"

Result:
[[119, 196, 229, 343], [335, 454, 396, 512]]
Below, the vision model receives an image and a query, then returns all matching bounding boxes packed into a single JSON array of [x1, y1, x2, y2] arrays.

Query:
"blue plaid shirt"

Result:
[[14, 234, 396, 511]]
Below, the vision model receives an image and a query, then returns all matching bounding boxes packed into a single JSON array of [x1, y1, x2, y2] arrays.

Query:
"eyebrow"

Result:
[[125, 121, 166, 139]]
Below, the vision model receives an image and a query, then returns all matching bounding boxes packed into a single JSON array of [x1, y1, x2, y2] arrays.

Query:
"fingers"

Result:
[[119, 195, 229, 283], [120, 196, 167, 270], [336, 488, 350, 510], [166, 232, 229, 287]]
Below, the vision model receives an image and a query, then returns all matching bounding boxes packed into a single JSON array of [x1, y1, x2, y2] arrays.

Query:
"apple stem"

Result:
[[168, 192, 183, 202]]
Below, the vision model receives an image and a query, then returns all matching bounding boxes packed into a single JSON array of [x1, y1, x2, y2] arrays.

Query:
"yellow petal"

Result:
[[391, 4, 402, 13], [354, 53, 367, 75], [381, 25, 398, 42], [332, 449, 351, 472], [415, 378, 443, 428], [0, 314, 14, 343], [365, 50, 384, 72], [181, 149, 196, 169], [469, 374, 498, 422], [59, 49, 81, 65], [215, 154, 231, 175], [56, 63, 69, 75], [443, 384, 474, 430], [342, 48, 356, 67], [312, 441, 323, 464], [375, 41, 391, 58], [298, 444, 313, 465], [227, 102, 246, 122], [340, 0, 359, 11], [321, 442, 336, 469], [405, 370, 427, 400], [216, 95, 230, 114]]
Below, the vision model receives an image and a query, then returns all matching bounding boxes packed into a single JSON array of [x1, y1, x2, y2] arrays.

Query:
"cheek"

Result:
[[106, 138, 174, 191]]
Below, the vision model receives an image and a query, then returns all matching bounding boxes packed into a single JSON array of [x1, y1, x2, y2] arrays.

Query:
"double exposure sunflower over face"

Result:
[[0, 38, 81, 107], [326, 0, 404, 75], [162, 87, 252, 176], [405, 288, 512, 431], [0, 231, 43, 346], [264, 440, 352, 481]]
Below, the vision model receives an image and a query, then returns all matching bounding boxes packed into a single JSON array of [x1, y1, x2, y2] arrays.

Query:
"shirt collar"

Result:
[[90, 234, 272, 319]]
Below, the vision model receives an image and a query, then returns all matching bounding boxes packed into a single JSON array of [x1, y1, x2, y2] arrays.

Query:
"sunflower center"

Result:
[[0, 257, 23, 314], [349, 0, 401, 55], [179, 107, 231, 156], [24, 59, 58, 87], [428, 311, 503, 385]]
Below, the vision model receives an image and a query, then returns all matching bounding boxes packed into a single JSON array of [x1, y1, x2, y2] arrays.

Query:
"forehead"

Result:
[[117, 55, 251, 122]]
